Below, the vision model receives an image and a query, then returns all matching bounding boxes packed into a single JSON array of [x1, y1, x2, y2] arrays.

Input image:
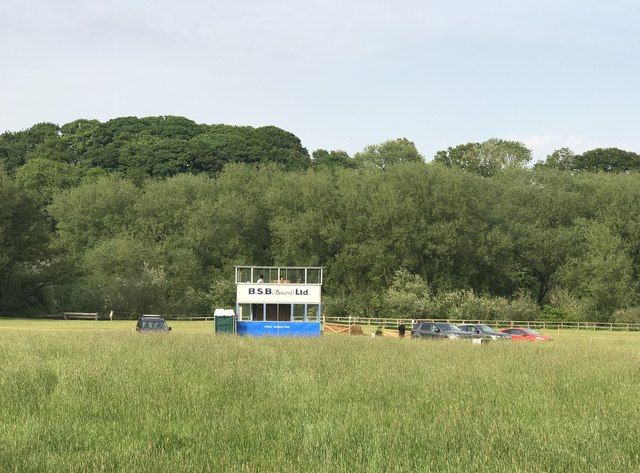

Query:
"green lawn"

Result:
[[1, 320, 639, 472]]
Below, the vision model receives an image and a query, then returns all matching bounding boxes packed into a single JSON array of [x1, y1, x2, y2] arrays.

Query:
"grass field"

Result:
[[1, 319, 639, 472]]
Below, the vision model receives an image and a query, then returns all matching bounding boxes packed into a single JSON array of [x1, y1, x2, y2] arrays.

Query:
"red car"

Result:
[[499, 327, 552, 341]]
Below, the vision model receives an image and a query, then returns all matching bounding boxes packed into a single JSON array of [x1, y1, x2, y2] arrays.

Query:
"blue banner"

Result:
[[236, 321, 321, 337]]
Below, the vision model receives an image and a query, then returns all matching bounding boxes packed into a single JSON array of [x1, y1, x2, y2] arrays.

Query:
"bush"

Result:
[[322, 294, 350, 317], [379, 268, 431, 318], [546, 288, 584, 322], [611, 308, 640, 325], [540, 305, 569, 321], [508, 293, 540, 321], [426, 289, 539, 321]]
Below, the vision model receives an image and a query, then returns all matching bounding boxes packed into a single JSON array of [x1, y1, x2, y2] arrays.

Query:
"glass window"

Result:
[[276, 268, 291, 283], [237, 304, 251, 321], [307, 305, 319, 322], [524, 328, 542, 335], [253, 267, 272, 283], [307, 269, 322, 284], [291, 268, 305, 284], [293, 305, 305, 321], [237, 267, 252, 283]]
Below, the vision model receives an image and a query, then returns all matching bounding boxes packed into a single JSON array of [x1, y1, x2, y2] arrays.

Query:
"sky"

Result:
[[1, 0, 639, 163]]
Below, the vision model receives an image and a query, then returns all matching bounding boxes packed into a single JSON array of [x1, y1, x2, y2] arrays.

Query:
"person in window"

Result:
[[256, 275, 264, 283]]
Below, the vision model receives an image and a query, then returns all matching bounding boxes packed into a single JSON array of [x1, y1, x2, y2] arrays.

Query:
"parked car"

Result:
[[458, 324, 512, 341], [136, 315, 171, 332], [498, 327, 551, 341], [411, 322, 487, 341]]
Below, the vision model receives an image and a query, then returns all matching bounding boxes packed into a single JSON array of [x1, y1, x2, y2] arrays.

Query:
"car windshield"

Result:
[[436, 323, 460, 331], [523, 328, 542, 335], [141, 320, 166, 330], [476, 324, 498, 333]]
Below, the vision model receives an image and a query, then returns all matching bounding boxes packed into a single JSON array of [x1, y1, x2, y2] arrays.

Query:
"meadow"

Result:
[[0, 319, 639, 472]]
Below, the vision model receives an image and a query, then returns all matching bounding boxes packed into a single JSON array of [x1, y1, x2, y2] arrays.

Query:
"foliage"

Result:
[[556, 222, 636, 321], [426, 289, 538, 321], [0, 170, 52, 314], [14, 158, 84, 208], [433, 138, 532, 177], [207, 272, 237, 311], [574, 147, 640, 173], [490, 168, 590, 306], [353, 138, 424, 170], [311, 149, 355, 169], [48, 175, 140, 257], [380, 268, 431, 318], [0, 117, 311, 181], [1, 116, 640, 320], [0, 122, 61, 173], [83, 237, 167, 314], [611, 307, 640, 324], [535, 147, 576, 171]]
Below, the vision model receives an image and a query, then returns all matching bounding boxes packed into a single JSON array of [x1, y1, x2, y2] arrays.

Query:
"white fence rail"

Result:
[[47, 312, 640, 332]]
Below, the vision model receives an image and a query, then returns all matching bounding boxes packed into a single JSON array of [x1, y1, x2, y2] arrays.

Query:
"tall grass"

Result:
[[0, 326, 639, 472]]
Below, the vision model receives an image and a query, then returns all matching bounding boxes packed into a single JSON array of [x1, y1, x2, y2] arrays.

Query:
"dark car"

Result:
[[411, 322, 484, 340], [136, 315, 171, 332], [458, 323, 512, 341]]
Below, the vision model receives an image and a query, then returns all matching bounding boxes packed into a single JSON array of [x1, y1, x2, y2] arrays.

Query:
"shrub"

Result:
[[611, 308, 640, 325], [426, 289, 539, 321]]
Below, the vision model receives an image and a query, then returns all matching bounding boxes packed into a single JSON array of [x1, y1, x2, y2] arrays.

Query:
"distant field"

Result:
[[1, 320, 639, 472]]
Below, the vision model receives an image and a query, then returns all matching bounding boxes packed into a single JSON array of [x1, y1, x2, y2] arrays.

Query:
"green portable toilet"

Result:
[[214, 308, 235, 334]]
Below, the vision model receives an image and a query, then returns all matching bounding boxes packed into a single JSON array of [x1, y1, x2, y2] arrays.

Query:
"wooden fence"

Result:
[[320, 316, 640, 332], [42, 312, 640, 332]]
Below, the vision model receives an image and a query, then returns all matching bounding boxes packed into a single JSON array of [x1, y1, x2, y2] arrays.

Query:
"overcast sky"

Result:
[[1, 0, 639, 162]]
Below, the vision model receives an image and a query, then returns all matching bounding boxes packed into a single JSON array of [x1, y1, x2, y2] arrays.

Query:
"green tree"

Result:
[[492, 168, 589, 305], [133, 174, 217, 313], [0, 122, 61, 173], [535, 147, 576, 171], [186, 163, 278, 269], [311, 149, 355, 169], [119, 134, 192, 179], [48, 175, 140, 258], [268, 169, 345, 268], [60, 119, 102, 157], [433, 139, 531, 177], [0, 170, 52, 314], [15, 158, 84, 208], [381, 268, 431, 318], [578, 172, 640, 302], [574, 148, 640, 173], [82, 236, 167, 314], [353, 138, 423, 170], [557, 222, 635, 321]]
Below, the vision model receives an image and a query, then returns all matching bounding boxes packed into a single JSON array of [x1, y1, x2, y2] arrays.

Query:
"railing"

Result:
[[63, 312, 99, 321], [42, 312, 640, 332], [321, 316, 640, 332]]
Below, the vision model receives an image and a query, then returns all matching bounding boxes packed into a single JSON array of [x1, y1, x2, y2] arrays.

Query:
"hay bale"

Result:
[[349, 325, 364, 335]]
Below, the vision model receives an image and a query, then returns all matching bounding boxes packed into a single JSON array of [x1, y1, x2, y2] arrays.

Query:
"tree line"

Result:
[[2, 116, 640, 323]]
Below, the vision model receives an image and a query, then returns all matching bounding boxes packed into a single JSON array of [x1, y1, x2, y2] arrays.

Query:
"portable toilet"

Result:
[[214, 308, 235, 334]]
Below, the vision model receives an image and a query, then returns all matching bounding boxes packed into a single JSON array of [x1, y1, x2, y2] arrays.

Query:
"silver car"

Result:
[[411, 322, 488, 341], [457, 324, 512, 340]]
